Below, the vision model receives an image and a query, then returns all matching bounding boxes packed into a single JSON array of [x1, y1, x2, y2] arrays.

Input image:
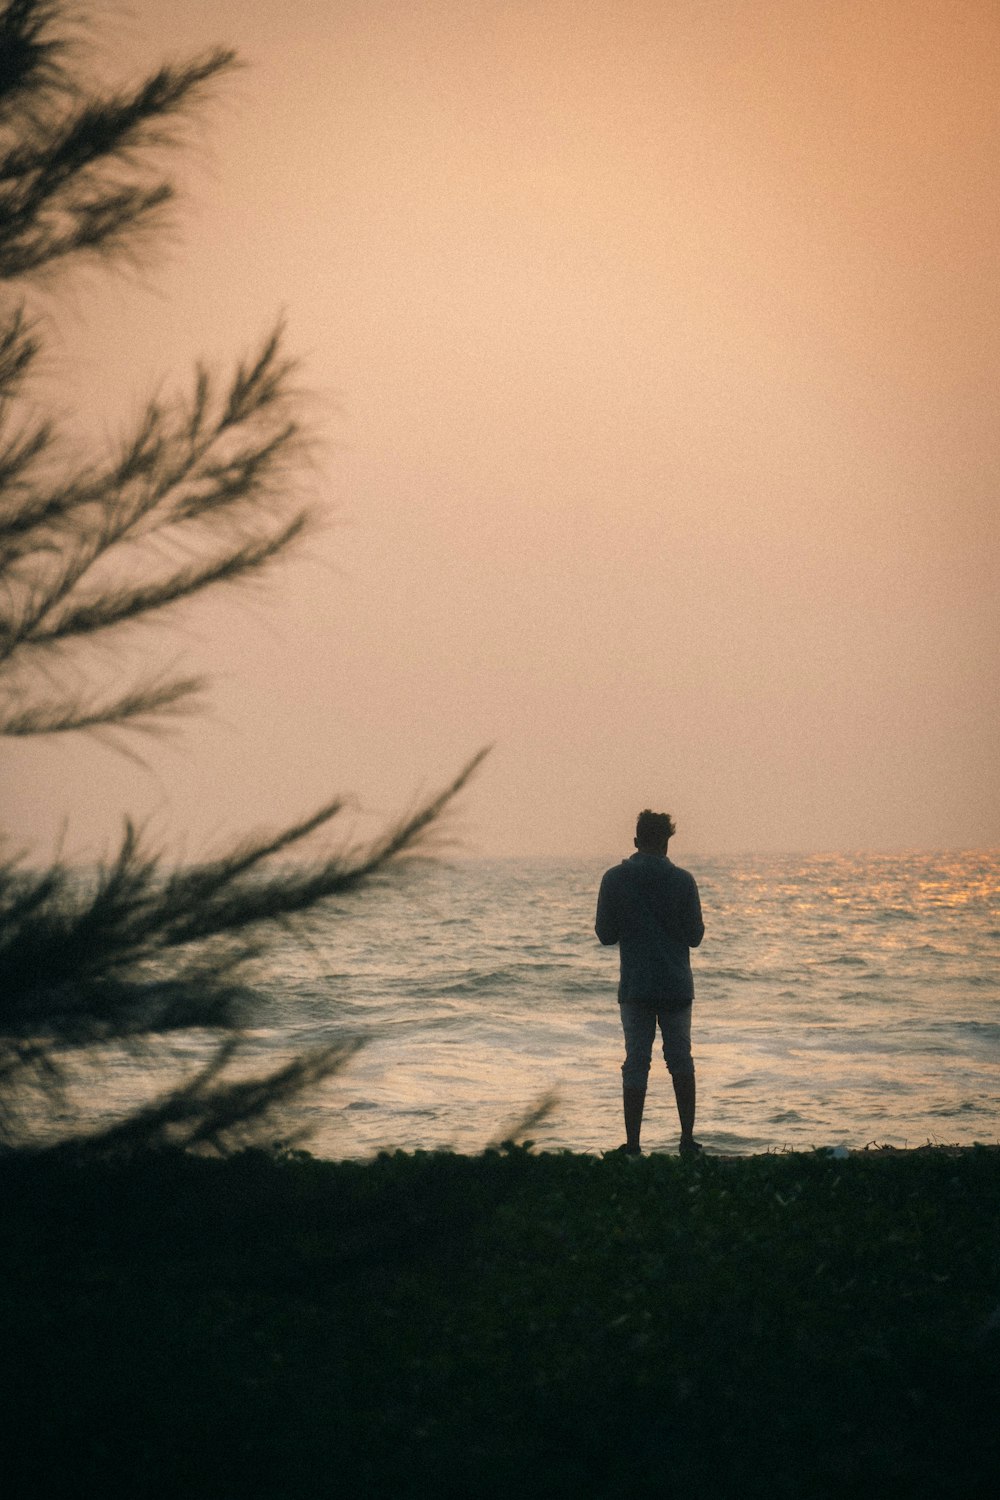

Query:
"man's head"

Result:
[[634, 809, 676, 854]]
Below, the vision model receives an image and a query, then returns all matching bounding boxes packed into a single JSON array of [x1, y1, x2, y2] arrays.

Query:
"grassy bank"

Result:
[[3, 1143, 999, 1498]]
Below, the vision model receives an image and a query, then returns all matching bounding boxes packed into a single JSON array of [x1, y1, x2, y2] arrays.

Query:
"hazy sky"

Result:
[[6, 0, 999, 859]]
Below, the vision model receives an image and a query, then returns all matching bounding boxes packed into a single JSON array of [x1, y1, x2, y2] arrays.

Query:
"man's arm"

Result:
[[683, 876, 705, 948], [595, 872, 620, 946]]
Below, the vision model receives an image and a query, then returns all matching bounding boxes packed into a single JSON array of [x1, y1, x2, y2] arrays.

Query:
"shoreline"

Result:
[[707, 1139, 1000, 1161]]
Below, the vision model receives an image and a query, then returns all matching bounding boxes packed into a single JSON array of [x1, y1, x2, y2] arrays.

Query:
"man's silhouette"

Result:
[[596, 810, 705, 1155]]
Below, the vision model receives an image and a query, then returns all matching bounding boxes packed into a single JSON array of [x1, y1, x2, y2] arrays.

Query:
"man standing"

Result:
[[596, 810, 705, 1156]]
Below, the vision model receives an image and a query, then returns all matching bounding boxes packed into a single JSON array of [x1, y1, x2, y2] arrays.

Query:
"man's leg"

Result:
[[672, 1070, 696, 1145], [623, 1084, 647, 1152], [619, 1002, 655, 1152], [659, 1006, 700, 1152]]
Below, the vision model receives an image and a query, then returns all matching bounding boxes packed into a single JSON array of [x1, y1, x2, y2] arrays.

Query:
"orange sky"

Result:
[[6, 0, 999, 858]]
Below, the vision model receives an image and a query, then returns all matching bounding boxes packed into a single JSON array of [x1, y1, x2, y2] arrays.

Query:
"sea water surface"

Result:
[[54, 851, 1000, 1157]]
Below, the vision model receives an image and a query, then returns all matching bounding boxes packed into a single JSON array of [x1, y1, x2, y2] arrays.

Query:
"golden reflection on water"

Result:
[[735, 851, 1000, 915], [917, 871, 1000, 908]]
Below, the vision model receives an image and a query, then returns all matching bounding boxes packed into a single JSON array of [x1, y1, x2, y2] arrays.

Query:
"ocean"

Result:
[[45, 850, 1000, 1158]]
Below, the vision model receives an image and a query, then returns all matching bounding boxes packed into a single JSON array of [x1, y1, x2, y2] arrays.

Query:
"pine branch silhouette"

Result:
[[0, 0, 487, 1153]]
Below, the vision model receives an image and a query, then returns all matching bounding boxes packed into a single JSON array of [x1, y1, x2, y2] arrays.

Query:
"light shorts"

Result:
[[619, 1001, 694, 1088]]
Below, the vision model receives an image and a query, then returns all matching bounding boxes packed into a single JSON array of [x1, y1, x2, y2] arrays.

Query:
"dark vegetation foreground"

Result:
[[3, 1144, 998, 1499]]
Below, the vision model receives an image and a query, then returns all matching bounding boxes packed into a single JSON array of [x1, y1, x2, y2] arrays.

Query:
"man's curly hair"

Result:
[[635, 809, 676, 847]]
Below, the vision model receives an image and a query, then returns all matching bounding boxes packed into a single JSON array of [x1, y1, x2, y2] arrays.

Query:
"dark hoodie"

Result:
[[595, 852, 704, 1007]]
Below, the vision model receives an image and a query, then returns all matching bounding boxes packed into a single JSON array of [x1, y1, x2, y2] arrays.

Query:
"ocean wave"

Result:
[[947, 1019, 1000, 1038], [401, 961, 603, 1000]]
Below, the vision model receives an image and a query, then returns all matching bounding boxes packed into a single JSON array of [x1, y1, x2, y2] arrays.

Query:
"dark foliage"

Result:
[[2, 1144, 999, 1498], [0, 0, 485, 1150]]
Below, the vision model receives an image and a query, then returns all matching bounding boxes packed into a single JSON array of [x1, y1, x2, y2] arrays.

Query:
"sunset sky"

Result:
[[6, 0, 999, 859]]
